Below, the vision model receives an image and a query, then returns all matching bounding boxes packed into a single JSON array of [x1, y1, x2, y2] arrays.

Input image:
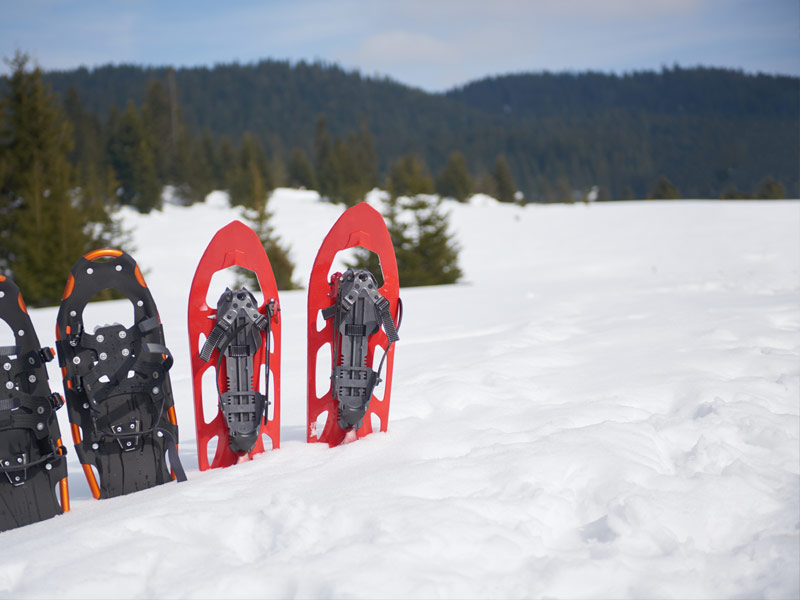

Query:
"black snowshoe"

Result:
[[199, 287, 274, 455], [55, 249, 186, 499], [324, 269, 399, 431], [0, 276, 68, 531]]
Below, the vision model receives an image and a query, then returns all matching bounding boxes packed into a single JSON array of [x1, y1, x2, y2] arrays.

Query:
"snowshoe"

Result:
[[55, 249, 186, 499], [0, 275, 69, 531], [307, 203, 401, 446], [188, 220, 281, 470]]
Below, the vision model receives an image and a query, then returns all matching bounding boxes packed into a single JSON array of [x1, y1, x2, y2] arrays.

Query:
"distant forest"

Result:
[[40, 60, 799, 201]]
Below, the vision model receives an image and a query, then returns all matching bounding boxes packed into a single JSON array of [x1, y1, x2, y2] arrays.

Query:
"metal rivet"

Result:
[[28, 374, 36, 383], [157, 431, 164, 438], [3, 363, 10, 371], [5, 381, 13, 390], [2, 460, 9, 466], [45, 463, 52, 471], [115, 265, 122, 272], [37, 406, 45, 414], [137, 300, 143, 307], [96, 334, 104, 343], [72, 356, 81, 365], [92, 443, 99, 450], [153, 372, 159, 379], [36, 422, 44, 431], [119, 331, 127, 339], [129, 423, 136, 430], [121, 348, 130, 357], [86, 267, 94, 275], [152, 387, 159, 395], [82, 402, 89, 409], [126, 441, 132, 447], [18, 330, 24, 336], [99, 352, 107, 361], [70, 310, 77, 317], [16, 457, 23, 463], [14, 476, 20, 482], [0, 291, 4, 298]]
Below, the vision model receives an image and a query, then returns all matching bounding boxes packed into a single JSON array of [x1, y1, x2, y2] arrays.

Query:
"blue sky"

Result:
[[1, 0, 798, 91]]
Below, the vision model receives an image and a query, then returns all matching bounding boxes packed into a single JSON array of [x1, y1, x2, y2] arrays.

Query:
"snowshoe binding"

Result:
[[0, 275, 69, 531], [324, 269, 400, 434], [199, 287, 275, 456], [55, 249, 186, 500]]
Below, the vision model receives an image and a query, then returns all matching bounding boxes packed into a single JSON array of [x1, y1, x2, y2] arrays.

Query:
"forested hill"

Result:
[[42, 61, 799, 200]]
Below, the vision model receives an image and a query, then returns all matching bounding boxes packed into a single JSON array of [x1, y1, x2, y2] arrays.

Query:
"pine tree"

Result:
[[647, 176, 680, 200], [386, 153, 434, 197], [107, 101, 161, 212], [0, 53, 113, 306], [393, 195, 462, 286], [493, 154, 517, 203], [350, 177, 462, 287], [239, 194, 297, 291], [287, 147, 317, 189], [436, 152, 472, 202], [227, 132, 273, 209], [314, 116, 378, 206], [755, 177, 786, 199]]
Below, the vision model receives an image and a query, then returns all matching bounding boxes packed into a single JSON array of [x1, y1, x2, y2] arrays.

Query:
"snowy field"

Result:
[[2, 190, 799, 599]]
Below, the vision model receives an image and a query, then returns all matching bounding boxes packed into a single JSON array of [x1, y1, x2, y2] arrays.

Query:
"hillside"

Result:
[[1, 193, 798, 598], [41, 62, 800, 200]]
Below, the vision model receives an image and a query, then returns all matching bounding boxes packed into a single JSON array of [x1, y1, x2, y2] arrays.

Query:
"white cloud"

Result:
[[354, 30, 460, 66]]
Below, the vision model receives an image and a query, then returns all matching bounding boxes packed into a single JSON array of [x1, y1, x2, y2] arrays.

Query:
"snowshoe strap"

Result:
[[156, 427, 188, 482]]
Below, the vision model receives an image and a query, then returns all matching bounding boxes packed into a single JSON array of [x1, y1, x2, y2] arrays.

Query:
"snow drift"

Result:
[[1, 190, 798, 599]]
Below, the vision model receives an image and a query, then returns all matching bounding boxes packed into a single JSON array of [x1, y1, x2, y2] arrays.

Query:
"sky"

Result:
[[1, 0, 798, 92]]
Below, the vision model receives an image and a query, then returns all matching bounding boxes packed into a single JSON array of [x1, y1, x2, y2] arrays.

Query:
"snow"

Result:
[[2, 190, 799, 599]]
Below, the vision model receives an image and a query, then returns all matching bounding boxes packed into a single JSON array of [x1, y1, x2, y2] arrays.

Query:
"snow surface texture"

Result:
[[1, 190, 798, 599]]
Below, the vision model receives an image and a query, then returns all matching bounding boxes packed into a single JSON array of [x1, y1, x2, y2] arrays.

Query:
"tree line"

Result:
[[0, 54, 465, 306], [41, 60, 799, 201]]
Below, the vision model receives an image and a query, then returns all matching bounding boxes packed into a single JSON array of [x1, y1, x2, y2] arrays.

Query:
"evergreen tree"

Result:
[[287, 147, 316, 189], [436, 152, 472, 202], [0, 53, 113, 306], [386, 153, 434, 197], [493, 154, 517, 203], [314, 116, 377, 206], [177, 130, 215, 204], [755, 177, 786, 199], [107, 101, 161, 212], [227, 132, 273, 209], [141, 79, 172, 182], [647, 176, 680, 200], [239, 194, 297, 291], [350, 193, 462, 287]]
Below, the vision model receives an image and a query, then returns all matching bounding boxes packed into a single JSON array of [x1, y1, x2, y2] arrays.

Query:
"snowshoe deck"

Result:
[[307, 203, 400, 446], [188, 221, 281, 470], [55, 249, 185, 499], [0, 275, 69, 531]]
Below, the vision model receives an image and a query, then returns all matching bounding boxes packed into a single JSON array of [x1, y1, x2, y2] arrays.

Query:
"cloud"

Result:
[[355, 31, 460, 66]]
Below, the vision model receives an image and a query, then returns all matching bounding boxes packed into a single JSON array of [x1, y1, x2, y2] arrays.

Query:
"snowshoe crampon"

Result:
[[188, 221, 281, 470], [0, 276, 69, 531], [307, 203, 401, 446], [55, 249, 186, 500]]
